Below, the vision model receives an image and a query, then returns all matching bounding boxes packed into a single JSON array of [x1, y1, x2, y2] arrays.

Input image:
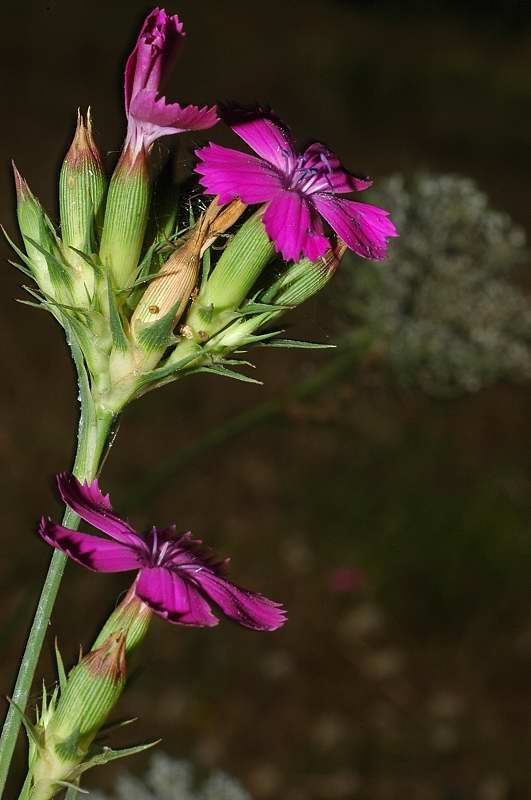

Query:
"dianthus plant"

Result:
[[0, 7, 396, 798]]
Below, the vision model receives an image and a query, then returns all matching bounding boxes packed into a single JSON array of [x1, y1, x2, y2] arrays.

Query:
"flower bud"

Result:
[[205, 243, 346, 356], [12, 163, 68, 299], [264, 241, 347, 306], [28, 634, 127, 800], [184, 211, 274, 340], [99, 146, 151, 290], [60, 109, 106, 252], [49, 632, 126, 748]]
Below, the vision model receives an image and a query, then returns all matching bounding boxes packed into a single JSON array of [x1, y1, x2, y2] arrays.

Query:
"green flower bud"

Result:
[[12, 163, 69, 299], [208, 243, 346, 354], [49, 633, 126, 748], [263, 242, 346, 306], [184, 211, 274, 341], [29, 634, 126, 800], [99, 146, 151, 290], [59, 110, 107, 305], [59, 109, 106, 254]]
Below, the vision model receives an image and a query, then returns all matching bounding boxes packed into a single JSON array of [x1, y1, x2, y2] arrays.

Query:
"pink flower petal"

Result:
[[302, 212, 330, 261], [229, 113, 297, 172], [195, 143, 282, 205], [171, 584, 219, 627], [312, 194, 398, 261], [192, 571, 286, 631], [125, 8, 185, 114], [136, 567, 190, 622], [130, 90, 218, 134], [301, 142, 373, 194], [262, 191, 315, 262], [37, 518, 142, 572], [56, 474, 141, 548]]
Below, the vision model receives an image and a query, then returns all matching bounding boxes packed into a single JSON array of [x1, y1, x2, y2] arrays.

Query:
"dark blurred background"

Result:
[[2, 1, 531, 798]]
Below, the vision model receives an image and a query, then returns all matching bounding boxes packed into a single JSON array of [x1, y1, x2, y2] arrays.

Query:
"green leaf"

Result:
[[6, 698, 42, 749], [136, 300, 181, 353], [238, 329, 284, 346], [216, 358, 255, 368], [194, 365, 263, 385], [1, 225, 36, 273], [200, 246, 212, 290], [77, 739, 160, 775], [236, 301, 293, 316], [96, 717, 138, 739], [21, 285, 93, 319], [25, 236, 72, 290], [67, 246, 103, 278], [106, 276, 128, 351], [258, 338, 337, 350], [8, 259, 33, 278], [137, 352, 200, 388], [55, 639, 68, 694], [40, 680, 47, 721], [57, 780, 89, 795]]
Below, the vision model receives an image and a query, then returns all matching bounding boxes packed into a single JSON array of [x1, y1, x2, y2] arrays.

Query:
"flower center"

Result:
[[288, 151, 335, 195]]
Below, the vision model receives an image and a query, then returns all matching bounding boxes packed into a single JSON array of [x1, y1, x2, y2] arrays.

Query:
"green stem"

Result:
[[0, 388, 115, 798]]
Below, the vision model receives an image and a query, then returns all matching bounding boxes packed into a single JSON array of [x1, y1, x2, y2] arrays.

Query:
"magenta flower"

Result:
[[38, 474, 285, 631], [124, 7, 218, 158], [195, 109, 397, 263]]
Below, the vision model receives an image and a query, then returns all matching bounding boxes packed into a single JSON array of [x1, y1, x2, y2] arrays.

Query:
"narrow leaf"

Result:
[[25, 236, 72, 288], [77, 740, 161, 774], [1, 225, 35, 272], [55, 639, 68, 693], [258, 338, 336, 350], [136, 300, 180, 353], [6, 698, 41, 749], [106, 276, 128, 351], [138, 352, 200, 388], [8, 259, 33, 278], [57, 780, 89, 794], [67, 246, 103, 277], [200, 246, 212, 290], [194, 365, 263, 385], [237, 301, 293, 316]]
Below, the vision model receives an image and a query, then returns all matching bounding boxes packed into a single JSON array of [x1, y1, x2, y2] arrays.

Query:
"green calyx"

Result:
[[12, 163, 66, 299], [91, 587, 152, 656], [50, 633, 126, 747], [59, 110, 107, 301], [184, 212, 275, 342], [99, 145, 152, 291], [19, 594, 154, 800], [60, 109, 106, 253]]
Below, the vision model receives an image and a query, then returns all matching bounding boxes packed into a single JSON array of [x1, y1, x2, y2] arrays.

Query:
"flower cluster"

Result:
[[6, 7, 397, 799], [10, 7, 396, 421]]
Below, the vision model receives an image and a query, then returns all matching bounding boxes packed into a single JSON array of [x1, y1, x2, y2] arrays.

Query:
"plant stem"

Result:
[[0, 394, 115, 798]]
